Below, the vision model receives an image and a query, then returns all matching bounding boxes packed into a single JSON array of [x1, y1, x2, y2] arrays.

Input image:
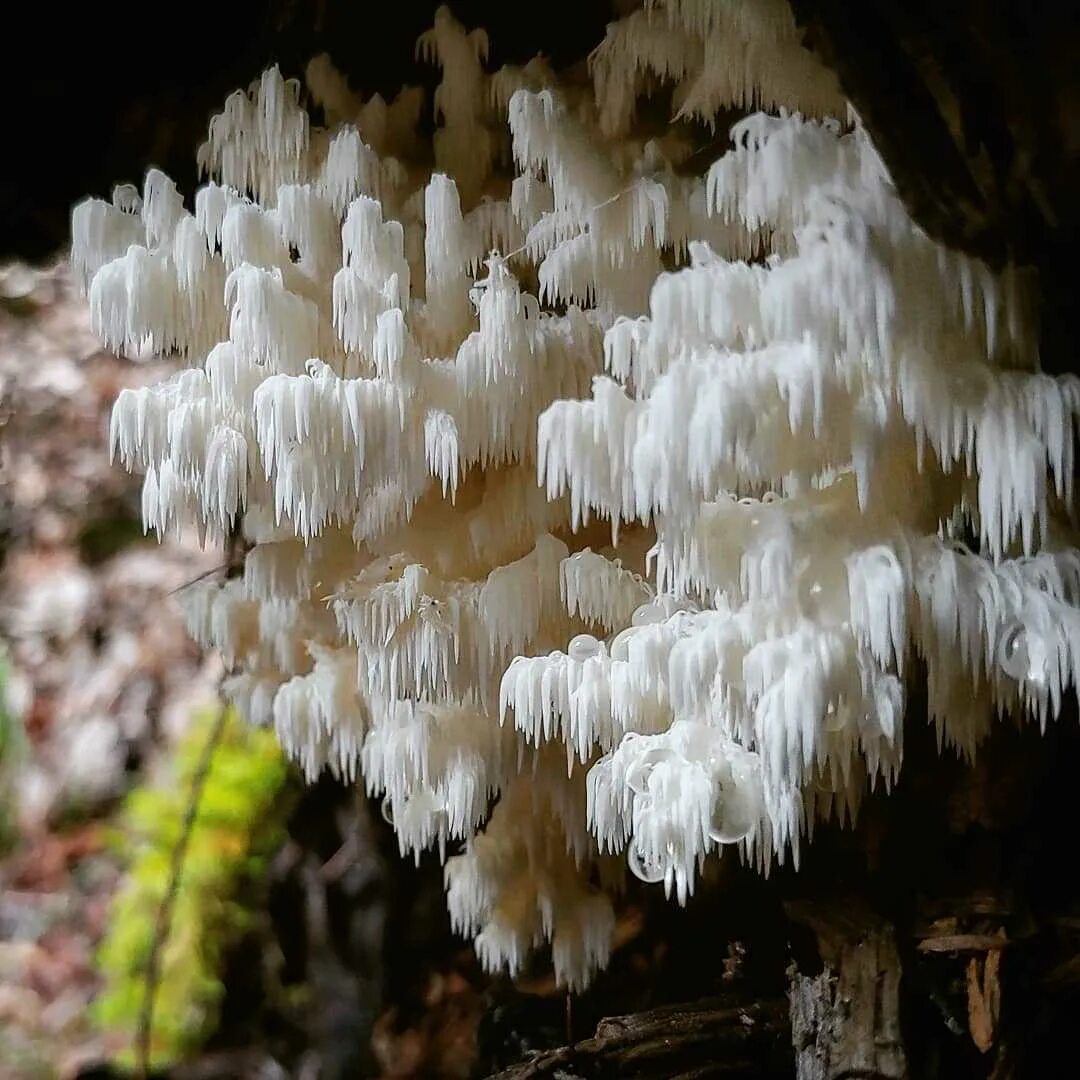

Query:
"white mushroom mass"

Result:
[[72, 0, 1080, 991]]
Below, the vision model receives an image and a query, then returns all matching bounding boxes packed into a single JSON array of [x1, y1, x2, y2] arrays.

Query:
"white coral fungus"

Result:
[[73, 1, 1080, 990]]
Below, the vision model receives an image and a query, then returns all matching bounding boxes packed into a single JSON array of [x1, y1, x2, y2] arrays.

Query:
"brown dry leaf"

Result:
[[372, 985, 482, 1080], [9, 824, 105, 890], [372, 1012, 425, 1079]]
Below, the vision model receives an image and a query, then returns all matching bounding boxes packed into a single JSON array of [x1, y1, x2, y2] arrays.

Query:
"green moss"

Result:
[[0, 644, 27, 854], [94, 707, 292, 1071]]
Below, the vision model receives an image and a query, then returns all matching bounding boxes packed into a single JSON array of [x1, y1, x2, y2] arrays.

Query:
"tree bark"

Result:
[[786, 904, 907, 1080]]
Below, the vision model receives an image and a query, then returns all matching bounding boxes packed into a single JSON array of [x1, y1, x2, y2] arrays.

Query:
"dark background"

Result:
[[5, 0, 1080, 373], [0, 1, 617, 263]]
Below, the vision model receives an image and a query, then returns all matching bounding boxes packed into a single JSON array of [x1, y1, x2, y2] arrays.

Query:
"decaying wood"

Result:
[[482, 997, 792, 1080], [786, 902, 907, 1080], [916, 934, 1009, 955], [965, 949, 1002, 1054]]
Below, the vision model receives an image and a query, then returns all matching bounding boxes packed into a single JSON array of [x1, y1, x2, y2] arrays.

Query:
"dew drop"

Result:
[[708, 789, 753, 844], [999, 621, 1049, 685], [568, 633, 601, 661], [628, 844, 666, 884], [609, 627, 635, 660], [632, 601, 665, 626], [997, 621, 1029, 680]]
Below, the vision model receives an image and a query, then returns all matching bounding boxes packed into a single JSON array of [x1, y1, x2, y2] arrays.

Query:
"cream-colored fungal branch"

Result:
[[72, 0, 1080, 991]]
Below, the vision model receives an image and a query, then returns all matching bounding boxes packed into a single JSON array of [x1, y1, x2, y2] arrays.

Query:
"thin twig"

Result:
[[165, 562, 228, 597], [165, 527, 248, 596], [135, 696, 230, 1078]]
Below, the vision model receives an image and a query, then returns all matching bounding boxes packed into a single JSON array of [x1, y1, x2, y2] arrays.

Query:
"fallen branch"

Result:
[[483, 996, 791, 1080]]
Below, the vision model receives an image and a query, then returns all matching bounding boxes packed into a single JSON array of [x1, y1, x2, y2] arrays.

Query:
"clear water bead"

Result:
[[568, 633, 601, 661], [707, 789, 754, 844], [632, 601, 665, 626], [627, 844, 666, 884], [998, 620, 1048, 685], [997, 621, 1030, 680], [609, 627, 635, 661]]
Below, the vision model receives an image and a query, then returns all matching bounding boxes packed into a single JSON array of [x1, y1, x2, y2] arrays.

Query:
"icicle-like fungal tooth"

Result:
[[75, 0, 1078, 995]]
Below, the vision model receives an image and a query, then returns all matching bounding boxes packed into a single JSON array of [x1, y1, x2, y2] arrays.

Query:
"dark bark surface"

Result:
[[786, 906, 906, 1080], [790, 0, 1080, 268], [789, 0, 1080, 374]]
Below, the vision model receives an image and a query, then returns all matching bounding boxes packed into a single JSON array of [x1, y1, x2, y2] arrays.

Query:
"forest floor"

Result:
[[0, 263, 222, 1077]]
